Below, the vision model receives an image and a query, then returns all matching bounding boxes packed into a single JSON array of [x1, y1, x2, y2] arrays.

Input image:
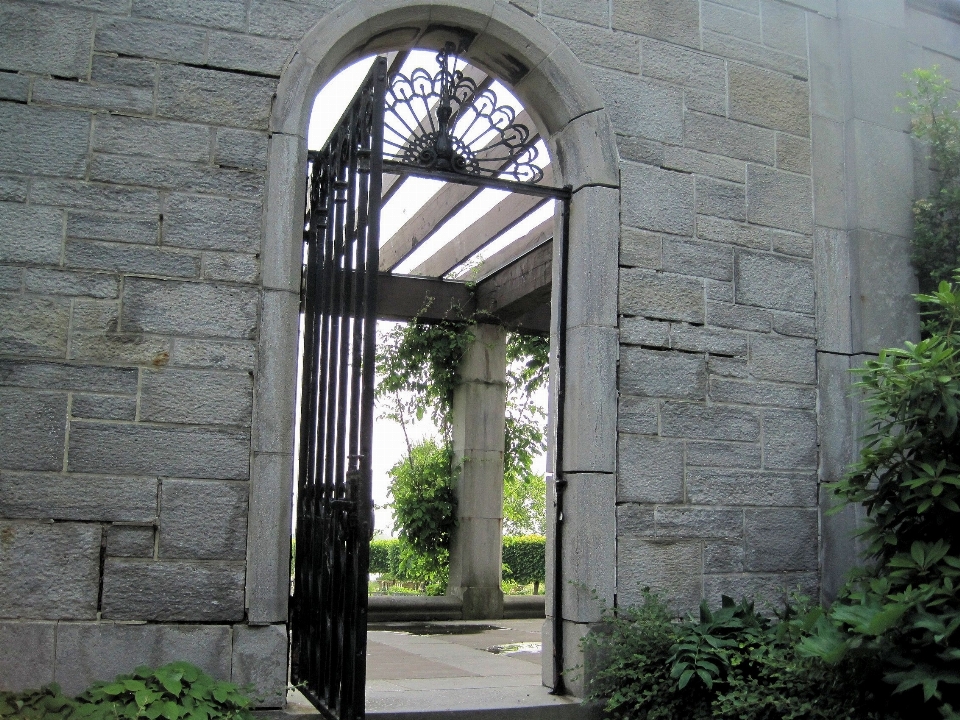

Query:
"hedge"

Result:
[[502, 534, 546, 587]]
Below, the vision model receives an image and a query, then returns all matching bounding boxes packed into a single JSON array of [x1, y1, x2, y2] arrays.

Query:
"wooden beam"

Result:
[[412, 188, 551, 277], [475, 239, 552, 320], [466, 216, 553, 282], [375, 272, 475, 322]]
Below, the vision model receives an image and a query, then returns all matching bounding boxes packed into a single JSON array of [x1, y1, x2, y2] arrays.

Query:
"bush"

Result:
[[502, 534, 545, 592], [369, 538, 392, 575], [0, 662, 254, 720]]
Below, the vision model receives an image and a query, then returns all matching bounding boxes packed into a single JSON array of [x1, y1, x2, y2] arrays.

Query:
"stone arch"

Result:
[[249, 0, 621, 692]]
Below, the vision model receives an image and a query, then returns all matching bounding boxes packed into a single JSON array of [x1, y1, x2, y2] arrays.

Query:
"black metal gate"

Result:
[[290, 57, 387, 720]]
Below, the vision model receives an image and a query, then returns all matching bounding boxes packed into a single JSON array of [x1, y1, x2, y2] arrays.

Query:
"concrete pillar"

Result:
[[447, 323, 507, 620]]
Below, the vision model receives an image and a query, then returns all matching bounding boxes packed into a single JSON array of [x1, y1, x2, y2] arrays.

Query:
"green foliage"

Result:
[[899, 67, 960, 300], [385, 438, 457, 594], [369, 537, 392, 575], [0, 663, 254, 720], [800, 278, 960, 717], [501, 534, 545, 587]]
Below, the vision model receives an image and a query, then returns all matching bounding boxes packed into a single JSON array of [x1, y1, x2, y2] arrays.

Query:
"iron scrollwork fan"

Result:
[[383, 42, 545, 184]]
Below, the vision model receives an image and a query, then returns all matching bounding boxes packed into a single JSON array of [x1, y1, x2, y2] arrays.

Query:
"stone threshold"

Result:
[[368, 594, 545, 622]]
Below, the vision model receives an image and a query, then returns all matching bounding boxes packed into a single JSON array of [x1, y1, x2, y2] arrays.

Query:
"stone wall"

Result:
[[0, 0, 957, 705]]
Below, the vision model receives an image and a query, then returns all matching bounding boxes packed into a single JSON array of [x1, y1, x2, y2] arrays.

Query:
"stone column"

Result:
[[447, 323, 507, 620]]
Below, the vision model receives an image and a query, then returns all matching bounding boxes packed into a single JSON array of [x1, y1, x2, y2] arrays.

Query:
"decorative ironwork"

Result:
[[290, 56, 386, 720], [383, 42, 544, 183]]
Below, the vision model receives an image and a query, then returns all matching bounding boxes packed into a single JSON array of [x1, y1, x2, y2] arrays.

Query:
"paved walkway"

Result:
[[280, 619, 588, 718]]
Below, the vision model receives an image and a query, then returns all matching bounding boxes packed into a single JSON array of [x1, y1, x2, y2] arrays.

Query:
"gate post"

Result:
[[447, 323, 508, 619]]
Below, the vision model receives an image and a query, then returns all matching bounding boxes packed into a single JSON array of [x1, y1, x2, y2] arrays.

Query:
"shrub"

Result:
[[369, 538, 392, 575], [502, 534, 545, 592]]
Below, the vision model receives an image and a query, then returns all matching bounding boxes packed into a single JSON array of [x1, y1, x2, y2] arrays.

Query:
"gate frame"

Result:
[[249, 0, 622, 699]]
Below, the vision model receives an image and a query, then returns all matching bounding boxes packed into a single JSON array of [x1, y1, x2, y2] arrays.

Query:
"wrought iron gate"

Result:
[[290, 57, 387, 720]]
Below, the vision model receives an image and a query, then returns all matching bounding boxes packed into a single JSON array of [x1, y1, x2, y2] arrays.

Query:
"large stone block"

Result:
[[620, 316, 669, 347], [207, 31, 294, 76], [54, 622, 232, 696], [561, 474, 615, 622], [654, 506, 744, 539], [543, 16, 639, 74], [93, 116, 209, 163], [107, 525, 155, 558], [612, 0, 700, 48], [0, 202, 63, 265], [157, 65, 276, 130], [232, 624, 288, 707], [72, 393, 138, 421], [544, 0, 609, 25], [641, 37, 726, 93], [617, 395, 659, 435], [172, 338, 257, 371], [662, 146, 746, 183], [121, 277, 258, 339], [703, 571, 818, 609], [202, 252, 260, 284], [0, 472, 157, 522], [162, 194, 262, 253], [746, 164, 813, 234], [702, 29, 808, 78], [687, 469, 817, 506], [814, 226, 852, 353], [617, 434, 684, 503], [0, 389, 66, 471], [0, 360, 137, 394], [670, 324, 749, 356], [68, 333, 172, 366], [563, 326, 617, 473], [750, 334, 816, 384], [619, 268, 704, 323], [88, 155, 264, 200], [684, 111, 775, 165], [587, 66, 683, 143], [246, 452, 292, 623], [566, 185, 619, 327], [31, 179, 161, 214], [253, 289, 299, 454], [618, 537, 702, 614], [248, 0, 339, 39], [0, 266, 20, 291], [709, 378, 816, 409], [848, 17, 909, 131], [761, 0, 807, 57], [620, 347, 707, 400], [808, 13, 843, 121], [619, 226, 661, 268], [31, 79, 154, 115], [216, 128, 270, 172], [762, 408, 818, 470], [735, 249, 814, 313], [660, 401, 760, 441], [0, 621, 56, 691], [617, 502, 656, 537], [0, 104, 89, 179], [776, 133, 811, 175], [0, 3, 94, 78], [685, 440, 761, 468], [621, 162, 695, 236], [159, 478, 248, 560], [72, 301, 119, 332], [0, 175, 29, 203], [706, 301, 772, 332], [853, 228, 920, 352], [24, 269, 119, 299], [91, 55, 158, 88], [0, 521, 101, 620], [69, 422, 250, 480], [745, 508, 818, 571], [696, 177, 746, 222], [702, 1, 761, 41], [852, 120, 914, 238], [101, 558, 244, 621], [95, 17, 206, 63], [0, 70, 30, 103], [696, 215, 769, 250], [140, 368, 252, 426], [65, 239, 200, 278], [133, 0, 246, 31], [729, 63, 810, 136]]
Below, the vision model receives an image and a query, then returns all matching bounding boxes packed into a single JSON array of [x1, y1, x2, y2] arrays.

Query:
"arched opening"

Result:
[[251, 1, 621, 708]]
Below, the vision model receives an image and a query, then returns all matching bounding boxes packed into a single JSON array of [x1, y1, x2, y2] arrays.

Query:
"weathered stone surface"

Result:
[[95, 17, 206, 63], [0, 71, 30, 102], [562, 474, 616, 621], [705, 279, 734, 302], [735, 250, 814, 313], [613, 0, 700, 48], [107, 525, 155, 557], [0, 174, 29, 203], [617, 434, 684, 503], [763, 408, 818, 469], [703, 1, 761, 41], [171, 338, 257, 370], [702, 29, 808, 79], [621, 162, 694, 235], [566, 185, 619, 327], [0, 104, 89, 180], [0, 621, 56, 691], [54, 622, 232, 696], [745, 509, 818, 571], [133, 0, 246, 31], [72, 300, 120, 332], [617, 395, 659, 435], [696, 215, 770, 249], [246, 451, 292, 623], [157, 65, 276, 130], [0, 3, 94, 78], [207, 31, 294, 76], [247, 0, 338, 38], [588, 67, 682, 143], [661, 401, 760, 441], [772, 310, 815, 338], [544, 0, 609, 25], [703, 571, 818, 609], [1, 297, 68, 357], [163, 194, 261, 253], [563, 326, 617, 473], [853, 229, 920, 353], [69, 333, 172, 366], [654, 506, 744, 538], [0, 360, 137, 394], [616, 503, 655, 537], [747, 165, 813, 234], [684, 88, 727, 116], [620, 268, 704, 323], [140, 368, 252, 426], [706, 301, 771, 332], [31, 179, 161, 214], [232, 624, 288, 707], [71, 393, 137, 420], [252, 289, 299, 454], [684, 111, 775, 165], [69, 422, 250, 480], [620, 347, 707, 399], [761, 0, 806, 57], [544, 16, 639, 73], [641, 37, 726, 92], [0, 472, 157, 522], [0, 266, 20, 291], [709, 378, 816, 409], [729, 63, 810, 136], [616, 135, 664, 165], [704, 540, 745, 573], [65, 239, 199, 278], [776, 132, 811, 175], [68, 211, 159, 245], [121, 277, 257, 339], [101, 558, 244, 621], [620, 316, 669, 347], [91, 55, 158, 88], [619, 226, 661, 268], [159, 478, 248, 560], [32, 79, 155, 115], [0, 390, 66, 471], [770, 229, 813, 258], [0, 202, 63, 265], [88, 155, 264, 200], [662, 147, 746, 183], [0, 521, 100, 620], [216, 128, 269, 172], [24, 269, 119, 299], [750, 335, 816, 384], [94, 116, 209, 163], [696, 177, 746, 221], [670, 324, 749, 356], [686, 440, 761, 468], [202, 252, 260, 284], [618, 538, 702, 614], [853, 122, 913, 238], [687, 469, 817, 506]]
